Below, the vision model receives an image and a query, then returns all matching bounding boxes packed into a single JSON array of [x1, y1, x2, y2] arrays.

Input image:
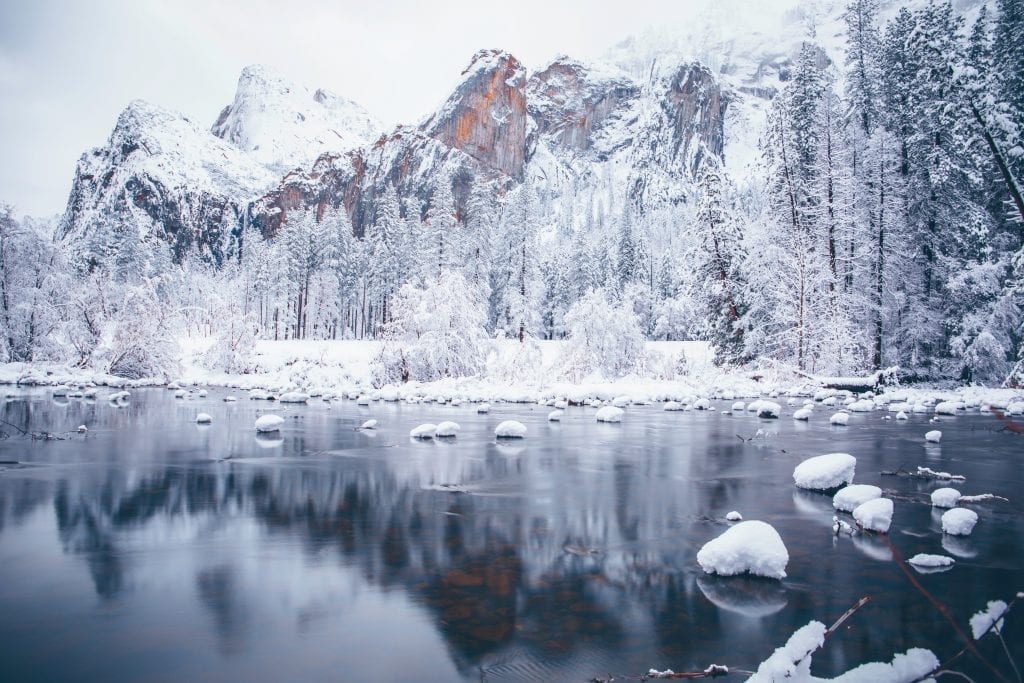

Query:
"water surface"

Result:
[[1, 389, 1021, 681]]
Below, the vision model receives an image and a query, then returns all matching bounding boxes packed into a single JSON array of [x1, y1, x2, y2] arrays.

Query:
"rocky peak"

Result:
[[212, 64, 381, 172], [420, 49, 529, 179], [659, 62, 726, 173], [528, 56, 640, 155]]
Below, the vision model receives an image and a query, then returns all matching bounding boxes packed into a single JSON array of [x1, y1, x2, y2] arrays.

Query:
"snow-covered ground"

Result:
[[3, 338, 1024, 412]]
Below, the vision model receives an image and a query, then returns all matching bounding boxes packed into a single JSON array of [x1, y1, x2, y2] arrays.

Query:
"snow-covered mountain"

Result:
[[211, 64, 381, 173]]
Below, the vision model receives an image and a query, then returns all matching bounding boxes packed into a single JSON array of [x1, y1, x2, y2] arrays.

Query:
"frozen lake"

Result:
[[0, 388, 1020, 681]]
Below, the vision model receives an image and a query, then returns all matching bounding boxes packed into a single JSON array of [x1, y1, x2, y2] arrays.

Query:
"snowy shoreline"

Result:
[[3, 339, 1022, 411]]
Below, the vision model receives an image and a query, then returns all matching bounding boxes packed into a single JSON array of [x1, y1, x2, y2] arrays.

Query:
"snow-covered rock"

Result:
[[848, 399, 874, 412], [895, 411, 908, 420], [197, 389, 208, 397], [663, 401, 683, 411], [725, 510, 743, 521], [611, 395, 631, 407], [547, 410, 563, 421], [595, 405, 624, 423], [693, 398, 711, 410], [793, 407, 813, 421], [832, 484, 882, 512], [934, 401, 962, 415], [435, 421, 460, 437], [279, 392, 309, 403], [356, 395, 371, 406], [174, 389, 187, 399], [908, 554, 955, 569], [254, 414, 284, 432], [495, 420, 527, 438], [696, 520, 788, 579], [359, 419, 378, 430], [195, 413, 212, 424], [410, 423, 437, 439], [925, 430, 942, 443], [223, 395, 237, 402], [829, 411, 849, 426], [476, 403, 491, 413], [731, 401, 746, 412], [756, 401, 781, 418], [852, 498, 894, 533], [941, 508, 978, 536], [793, 453, 856, 491], [930, 487, 961, 508]]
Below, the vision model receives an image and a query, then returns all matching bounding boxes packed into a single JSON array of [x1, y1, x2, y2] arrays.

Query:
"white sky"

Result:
[[0, 0, 799, 217]]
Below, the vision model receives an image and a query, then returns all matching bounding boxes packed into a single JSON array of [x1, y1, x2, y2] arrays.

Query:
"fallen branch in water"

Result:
[[881, 465, 966, 482]]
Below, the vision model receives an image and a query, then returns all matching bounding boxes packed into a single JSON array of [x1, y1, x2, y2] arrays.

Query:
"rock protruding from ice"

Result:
[[941, 508, 978, 536], [596, 405, 624, 423], [495, 420, 527, 438], [195, 413, 213, 424], [908, 554, 955, 569], [410, 423, 437, 439], [696, 520, 788, 579], [930, 487, 961, 508], [832, 484, 882, 512], [435, 421, 460, 437], [852, 498, 894, 533], [793, 453, 856, 491], [829, 412, 849, 426], [925, 430, 942, 443], [254, 414, 284, 432]]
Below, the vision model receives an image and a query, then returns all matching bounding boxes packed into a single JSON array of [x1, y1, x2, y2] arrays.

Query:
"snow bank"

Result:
[[941, 508, 978, 536], [696, 520, 788, 579], [852, 498, 894, 533], [930, 487, 961, 508], [495, 420, 526, 438], [832, 485, 882, 512], [793, 453, 856, 490], [254, 414, 284, 432], [595, 405, 624, 422]]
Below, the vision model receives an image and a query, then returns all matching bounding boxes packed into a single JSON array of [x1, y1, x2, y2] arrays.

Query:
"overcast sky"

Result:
[[0, 0, 795, 217]]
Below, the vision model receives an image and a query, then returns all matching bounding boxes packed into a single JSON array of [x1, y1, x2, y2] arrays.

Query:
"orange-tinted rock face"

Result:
[[421, 49, 529, 179]]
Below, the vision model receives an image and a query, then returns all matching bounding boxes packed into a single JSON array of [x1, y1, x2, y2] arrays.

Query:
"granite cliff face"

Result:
[[60, 48, 732, 257]]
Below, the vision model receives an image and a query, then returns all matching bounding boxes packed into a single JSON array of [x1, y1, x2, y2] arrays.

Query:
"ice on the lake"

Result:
[[547, 410, 563, 421], [495, 420, 526, 438], [829, 412, 849, 426], [832, 484, 882, 512], [279, 392, 309, 403], [970, 601, 1008, 640], [359, 419, 378, 430], [908, 553, 955, 569], [725, 511, 743, 521], [195, 413, 212, 424], [925, 430, 942, 443], [930, 487, 961, 508], [793, 407, 813, 421], [254, 414, 284, 432], [410, 423, 437, 439], [696, 520, 788, 579], [793, 453, 856, 490], [941, 508, 978, 536], [435, 421, 460, 437], [595, 406, 624, 423], [853, 497, 894, 533]]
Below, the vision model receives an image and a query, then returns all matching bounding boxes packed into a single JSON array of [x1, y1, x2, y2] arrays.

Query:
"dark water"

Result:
[[0, 388, 1021, 682]]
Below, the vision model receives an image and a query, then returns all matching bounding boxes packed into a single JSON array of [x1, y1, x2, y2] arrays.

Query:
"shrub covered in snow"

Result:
[[559, 288, 645, 381], [372, 270, 490, 384]]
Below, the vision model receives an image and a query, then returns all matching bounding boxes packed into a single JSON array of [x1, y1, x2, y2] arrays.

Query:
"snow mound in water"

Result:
[[848, 399, 874, 412], [908, 553, 955, 569], [410, 423, 437, 438], [476, 403, 490, 413], [930, 487, 961, 508], [935, 401, 961, 415], [547, 410, 563, 421], [359, 419, 378, 430], [829, 412, 849, 426], [356, 395, 371, 406], [663, 401, 683, 411], [853, 497, 894, 533], [793, 407, 813, 420], [756, 401, 781, 418], [596, 405, 624, 422], [832, 484, 882, 512], [793, 453, 856, 490], [941, 508, 978, 536], [254, 414, 284, 432], [696, 520, 788, 579], [925, 430, 942, 443], [495, 420, 526, 438], [732, 401, 746, 411], [279, 392, 308, 403], [435, 421, 460, 437], [693, 398, 711, 410], [725, 510, 743, 521], [195, 413, 213, 424]]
